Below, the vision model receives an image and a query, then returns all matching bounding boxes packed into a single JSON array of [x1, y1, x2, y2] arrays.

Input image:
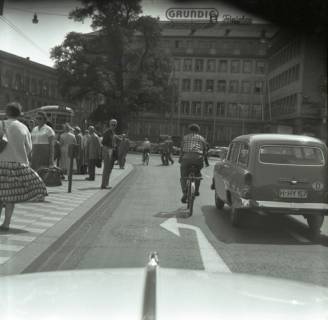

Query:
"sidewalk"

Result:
[[0, 163, 133, 276]]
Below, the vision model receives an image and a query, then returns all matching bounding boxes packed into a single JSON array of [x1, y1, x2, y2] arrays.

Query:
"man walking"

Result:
[[118, 133, 130, 169], [101, 119, 118, 189], [85, 126, 101, 181], [74, 126, 83, 174]]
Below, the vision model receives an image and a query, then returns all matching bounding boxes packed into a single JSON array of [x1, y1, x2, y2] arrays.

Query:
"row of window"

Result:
[[178, 78, 264, 94], [178, 101, 263, 120], [2, 92, 53, 110], [173, 58, 266, 74], [269, 64, 300, 92], [268, 40, 301, 71], [0, 69, 58, 98], [271, 94, 298, 117]]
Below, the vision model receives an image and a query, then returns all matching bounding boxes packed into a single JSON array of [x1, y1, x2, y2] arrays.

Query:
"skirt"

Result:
[[0, 161, 48, 203]]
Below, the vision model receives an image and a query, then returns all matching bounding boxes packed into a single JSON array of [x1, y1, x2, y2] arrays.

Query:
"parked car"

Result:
[[211, 134, 328, 236], [208, 146, 228, 159]]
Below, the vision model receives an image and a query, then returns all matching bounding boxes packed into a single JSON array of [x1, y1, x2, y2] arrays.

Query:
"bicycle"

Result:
[[184, 165, 202, 216], [143, 151, 150, 166]]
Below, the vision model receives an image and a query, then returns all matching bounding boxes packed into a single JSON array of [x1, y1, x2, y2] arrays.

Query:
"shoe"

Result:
[[195, 191, 200, 196], [0, 225, 9, 232], [181, 194, 187, 203]]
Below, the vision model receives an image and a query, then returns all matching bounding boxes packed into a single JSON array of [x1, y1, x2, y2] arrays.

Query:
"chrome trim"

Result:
[[142, 252, 159, 320], [256, 201, 328, 210]]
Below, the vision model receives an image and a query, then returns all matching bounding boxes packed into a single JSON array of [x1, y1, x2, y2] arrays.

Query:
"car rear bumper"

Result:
[[239, 198, 328, 214]]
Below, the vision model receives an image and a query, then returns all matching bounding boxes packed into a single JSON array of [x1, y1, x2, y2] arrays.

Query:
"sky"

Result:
[[0, 0, 266, 67]]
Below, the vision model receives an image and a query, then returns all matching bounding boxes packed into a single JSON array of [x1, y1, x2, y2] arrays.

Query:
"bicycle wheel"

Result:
[[188, 181, 195, 216], [146, 153, 149, 165]]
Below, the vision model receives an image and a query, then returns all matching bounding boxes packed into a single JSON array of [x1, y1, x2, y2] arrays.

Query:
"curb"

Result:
[[0, 164, 134, 276]]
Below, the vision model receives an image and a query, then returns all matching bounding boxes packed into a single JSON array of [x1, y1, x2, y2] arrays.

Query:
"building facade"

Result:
[[128, 21, 326, 145], [0, 50, 65, 112]]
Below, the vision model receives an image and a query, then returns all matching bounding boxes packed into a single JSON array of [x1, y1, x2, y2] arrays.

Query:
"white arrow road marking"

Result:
[[160, 218, 231, 273]]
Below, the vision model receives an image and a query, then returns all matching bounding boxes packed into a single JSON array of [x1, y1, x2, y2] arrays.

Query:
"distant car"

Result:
[[211, 134, 328, 236], [208, 147, 228, 159]]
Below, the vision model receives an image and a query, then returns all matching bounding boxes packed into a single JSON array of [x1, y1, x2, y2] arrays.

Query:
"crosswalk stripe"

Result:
[[32, 222, 54, 228], [24, 227, 47, 234], [0, 235, 36, 242]]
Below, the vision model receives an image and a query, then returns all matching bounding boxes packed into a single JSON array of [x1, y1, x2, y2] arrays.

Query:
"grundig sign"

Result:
[[166, 8, 219, 22]]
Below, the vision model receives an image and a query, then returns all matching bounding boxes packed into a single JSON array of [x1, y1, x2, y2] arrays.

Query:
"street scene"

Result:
[[0, 0, 328, 319]]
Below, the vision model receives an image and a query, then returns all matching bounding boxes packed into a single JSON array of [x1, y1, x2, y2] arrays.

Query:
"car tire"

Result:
[[230, 205, 241, 227], [306, 215, 324, 237], [215, 192, 225, 210]]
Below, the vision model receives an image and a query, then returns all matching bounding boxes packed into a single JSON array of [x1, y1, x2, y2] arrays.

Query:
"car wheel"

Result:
[[230, 204, 241, 227], [306, 215, 324, 237], [215, 192, 225, 210]]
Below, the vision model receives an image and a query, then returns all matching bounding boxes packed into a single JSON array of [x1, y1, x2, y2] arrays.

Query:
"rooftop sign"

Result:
[[166, 8, 219, 22], [222, 14, 252, 24]]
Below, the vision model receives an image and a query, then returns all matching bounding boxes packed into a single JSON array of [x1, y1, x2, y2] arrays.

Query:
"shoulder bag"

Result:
[[0, 120, 8, 153]]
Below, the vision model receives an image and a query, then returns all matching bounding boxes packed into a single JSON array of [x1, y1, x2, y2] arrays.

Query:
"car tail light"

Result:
[[241, 172, 252, 199]]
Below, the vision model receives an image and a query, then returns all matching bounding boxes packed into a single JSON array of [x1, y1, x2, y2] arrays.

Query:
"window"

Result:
[[241, 81, 251, 94], [4, 70, 13, 88], [14, 73, 23, 90], [243, 60, 252, 73], [231, 60, 240, 73], [227, 103, 238, 117], [192, 101, 202, 116], [254, 81, 263, 94], [175, 40, 181, 48], [174, 59, 181, 71], [204, 102, 213, 117], [25, 76, 30, 92], [218, 60, 228, 72], [255, 61, 265, 74], [182, 79, 191, 91], [238, 144, 249, 166], [252, 104, 262, 119], [259, 146, 324, 165], [183, 59, 192, 71], [181, 101, 190, 115], [193, 79, 202, 92], [229, 80, 239, 93], [206, 80, 214, 92], [228, 143, 240, 163], [217, 80, 226, 93], [206, 59, 216, 72], [216, 102, 225, 117], [31, 79, 37, 94], [195, 59, 204, 72]]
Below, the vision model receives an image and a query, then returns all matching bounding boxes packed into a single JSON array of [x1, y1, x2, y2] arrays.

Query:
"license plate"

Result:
[[279, 189, 308, 199]]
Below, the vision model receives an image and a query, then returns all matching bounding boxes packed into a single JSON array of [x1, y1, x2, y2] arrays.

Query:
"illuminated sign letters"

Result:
[[166, 8, 219, 22]]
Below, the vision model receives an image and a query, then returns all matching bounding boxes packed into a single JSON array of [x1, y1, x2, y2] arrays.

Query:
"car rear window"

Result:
[[259, 145, 325, 165]]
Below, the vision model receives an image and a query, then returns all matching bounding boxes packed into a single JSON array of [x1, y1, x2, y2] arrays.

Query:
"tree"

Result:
[[51, 0, 175, 128]]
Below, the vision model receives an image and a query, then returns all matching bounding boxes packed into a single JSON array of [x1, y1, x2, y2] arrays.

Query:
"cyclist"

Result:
[[179, 123, 207, 203], [141, 138, 151, 164]]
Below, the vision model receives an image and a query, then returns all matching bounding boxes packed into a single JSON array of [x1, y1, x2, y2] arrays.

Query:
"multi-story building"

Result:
[[128, 21, 278, 144], [267, 32, 327, 140], [0, 50, 65, 112]]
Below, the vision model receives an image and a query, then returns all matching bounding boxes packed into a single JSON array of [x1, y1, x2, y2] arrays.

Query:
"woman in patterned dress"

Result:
[[0, 102, 47, 231]]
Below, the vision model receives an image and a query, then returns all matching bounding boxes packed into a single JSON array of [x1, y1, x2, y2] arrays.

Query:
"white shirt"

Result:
[[31, 124, 55, 145], [0, 119, 32, 165]]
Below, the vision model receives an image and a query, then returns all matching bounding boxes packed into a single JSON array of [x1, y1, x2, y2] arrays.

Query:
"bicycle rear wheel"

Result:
[[187, 181, 195, 216]]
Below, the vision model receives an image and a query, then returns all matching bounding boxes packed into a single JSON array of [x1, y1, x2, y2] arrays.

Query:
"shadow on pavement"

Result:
[[201, 204, 323, 245], [77, 187, 101, 191]]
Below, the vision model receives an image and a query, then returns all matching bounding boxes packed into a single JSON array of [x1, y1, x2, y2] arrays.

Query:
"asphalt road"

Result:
[[26, 153, 328, 287]]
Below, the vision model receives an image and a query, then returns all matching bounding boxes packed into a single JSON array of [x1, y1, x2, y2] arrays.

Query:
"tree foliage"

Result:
[[51, 0, 175, 125]]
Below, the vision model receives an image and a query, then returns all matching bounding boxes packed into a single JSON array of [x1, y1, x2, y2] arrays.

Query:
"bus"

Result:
[[24, 105, 74, 132]]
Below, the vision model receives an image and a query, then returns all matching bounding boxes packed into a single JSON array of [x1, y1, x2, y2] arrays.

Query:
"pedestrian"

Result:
[[165, 135, 174, 165], [54, 132, 61, 167], [0, 102, 47, 231], [81, 129, 90, 174], [30, 111, 55, 170], [204, 142, 210, 167], [118, 133, 130, 169], [100, 119, 118, 189], [74, 126, 84, 174], [59, 123, 77, 175], [85, 126, 101, 181]]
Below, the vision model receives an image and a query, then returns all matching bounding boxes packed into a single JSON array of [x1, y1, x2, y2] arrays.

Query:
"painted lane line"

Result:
[[160, 218, 231, 273], [0, 235, 36, 242]]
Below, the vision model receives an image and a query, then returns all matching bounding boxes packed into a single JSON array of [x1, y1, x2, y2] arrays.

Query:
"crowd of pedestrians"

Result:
[[0, 101, 130, 231]]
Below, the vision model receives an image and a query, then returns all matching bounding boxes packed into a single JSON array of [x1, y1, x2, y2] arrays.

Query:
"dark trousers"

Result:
[[180, 154, 203, 194], [101, 147, 115, 187], [88, 159, 97, 180]]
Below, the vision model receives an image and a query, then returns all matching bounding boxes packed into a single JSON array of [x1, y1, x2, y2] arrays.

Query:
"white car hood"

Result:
[[0, 268, 328, 320]]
